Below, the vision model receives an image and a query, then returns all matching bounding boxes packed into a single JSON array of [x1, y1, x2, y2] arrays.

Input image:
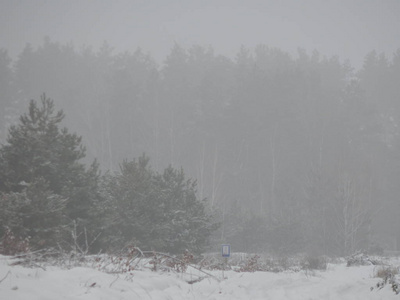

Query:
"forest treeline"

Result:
[[0, 39, 399, 256]]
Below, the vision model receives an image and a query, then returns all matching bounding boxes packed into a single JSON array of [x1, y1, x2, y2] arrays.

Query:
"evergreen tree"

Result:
[[154, 165, 217, 254], [99, 154, 217, 254], [0, 95, 83, 192], [0, 95, 100, 250], [0, 178, 66, 249]]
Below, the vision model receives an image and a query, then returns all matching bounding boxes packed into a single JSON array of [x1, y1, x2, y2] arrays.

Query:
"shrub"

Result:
[[239, 255, 262, 272], [373, 266, 400, 295], [346, 253, 380, 266], [0, 228, 30, 255], [301, 255, 327, 270], [374, 266, 399, 279]]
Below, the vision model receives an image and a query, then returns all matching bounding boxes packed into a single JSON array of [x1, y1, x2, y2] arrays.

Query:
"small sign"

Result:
[[221, 244, 231, 257]]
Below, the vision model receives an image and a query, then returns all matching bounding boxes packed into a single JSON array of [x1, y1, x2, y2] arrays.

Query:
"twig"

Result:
[[109, 274, 119, 288], [89, 232, 102, 247], [84, 227, 89, 254], [0, 271, 11, 284], [11, 248, 48, 258], [135, 247, 144, 257]]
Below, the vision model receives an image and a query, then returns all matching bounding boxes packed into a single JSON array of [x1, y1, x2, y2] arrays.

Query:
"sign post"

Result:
[[221, 244, 231, 258], [221, 244, 230, 279]]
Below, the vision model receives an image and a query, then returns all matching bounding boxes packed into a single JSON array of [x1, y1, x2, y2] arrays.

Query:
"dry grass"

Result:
[[374, 265, 399, 278]]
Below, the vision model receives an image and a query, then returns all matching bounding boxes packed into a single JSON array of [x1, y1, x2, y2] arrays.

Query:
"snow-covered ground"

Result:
[[0, 254, 399, 300]]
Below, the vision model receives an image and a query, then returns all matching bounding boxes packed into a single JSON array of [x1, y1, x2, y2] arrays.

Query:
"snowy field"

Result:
[[0, 254, 399, 300]]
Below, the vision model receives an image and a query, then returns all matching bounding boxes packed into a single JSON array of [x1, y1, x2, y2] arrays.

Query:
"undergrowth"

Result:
[[2, 237, 400, 295], [371, 265, 400, 295]]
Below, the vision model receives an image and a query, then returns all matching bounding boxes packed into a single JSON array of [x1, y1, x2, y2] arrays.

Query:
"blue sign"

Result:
[[221, 244, 231, 257]]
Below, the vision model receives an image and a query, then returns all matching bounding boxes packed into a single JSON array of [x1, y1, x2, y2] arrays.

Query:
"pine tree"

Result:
[[0, 95, 83, 192], [99, 154, 217, 254], [0, 94, 100, 250], [156, 165, 218, 254], [0, 178, 66, 249]]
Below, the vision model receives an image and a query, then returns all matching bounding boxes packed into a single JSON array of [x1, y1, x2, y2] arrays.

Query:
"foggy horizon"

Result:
[[1, 0, 400, 69]]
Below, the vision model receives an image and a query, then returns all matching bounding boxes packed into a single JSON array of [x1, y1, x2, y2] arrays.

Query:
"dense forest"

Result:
[[0, 39, 399, 256]]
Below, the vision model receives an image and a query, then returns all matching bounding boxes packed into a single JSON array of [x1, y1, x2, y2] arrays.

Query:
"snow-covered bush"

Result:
[[346, 253, 381, 267]]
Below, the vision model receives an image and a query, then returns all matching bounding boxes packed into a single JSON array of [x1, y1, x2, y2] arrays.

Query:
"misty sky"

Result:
[[1, 0, 399, 69]]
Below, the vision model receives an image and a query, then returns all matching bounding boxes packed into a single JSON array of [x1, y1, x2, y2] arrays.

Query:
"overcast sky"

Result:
[[1, 0, 399, 69]]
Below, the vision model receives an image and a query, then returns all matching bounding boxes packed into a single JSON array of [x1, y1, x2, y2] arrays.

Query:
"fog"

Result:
[[1, 0, 399, 67], [1, 0, 400, 256]]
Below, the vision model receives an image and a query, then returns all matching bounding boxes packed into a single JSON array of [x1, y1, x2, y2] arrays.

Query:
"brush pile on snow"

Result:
[[1, 249, 400, 299]]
